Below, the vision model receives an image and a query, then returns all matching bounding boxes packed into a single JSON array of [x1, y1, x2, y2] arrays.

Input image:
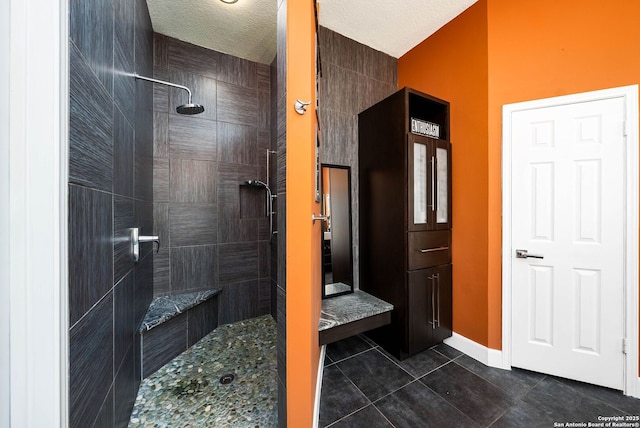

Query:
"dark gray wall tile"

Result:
[[142, 313, 187, 378], [168, 115, 217, 160], [218, 242, 259, 283], [114, 0, 135, 120], [217, 82, 258, 126], [217, 203, 259, 244], [259, 278, 271, 315], [69, 0, 113, 95], [69, 185, 114, 325], [167, 38, 218, 80], [217, 122, 257, 166], [134, 255, 154, 328], [170, 245, 218, 292], [187, 296, 219, 346], [153, 34, 169, 69], [69, 42, 114, 192], [153, 157, 169, 202], [114, 109, 134, 197], [93, 387, 115, 428], [153, 112, 169, 156], [218, 52, 257, 88], [257, 63, 271, 92], [114, 344, 136, 428], [114, 273, 135, 373], [169, 159, 217, 203], [219, 280, 261, 324], [169, 203, 217, 247], [152, 70, 170, 113], [69, 293, 114, 428]]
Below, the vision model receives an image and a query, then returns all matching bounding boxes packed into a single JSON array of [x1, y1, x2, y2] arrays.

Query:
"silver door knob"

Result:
[[516, 249, 543, 259]]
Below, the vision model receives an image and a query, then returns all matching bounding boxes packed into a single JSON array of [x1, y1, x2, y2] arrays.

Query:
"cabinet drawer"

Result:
[[408, 231, 450, 270]]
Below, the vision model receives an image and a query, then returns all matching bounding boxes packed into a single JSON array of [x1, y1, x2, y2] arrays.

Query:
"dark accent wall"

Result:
[[68, 0, 154, 426], [275, 0, 287, 426], [317, 26, 398, 289], [152, 35, 272, 326]]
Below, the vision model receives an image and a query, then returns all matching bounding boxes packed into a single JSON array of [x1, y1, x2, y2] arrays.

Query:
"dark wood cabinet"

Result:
[[359, 87, 452, 359]]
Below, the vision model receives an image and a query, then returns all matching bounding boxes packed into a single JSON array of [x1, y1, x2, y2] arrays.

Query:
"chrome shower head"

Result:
[[176, 103, 205, 115], [133, 73, 205, 115]]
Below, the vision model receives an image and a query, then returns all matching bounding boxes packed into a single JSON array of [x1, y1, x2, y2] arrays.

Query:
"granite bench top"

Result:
[[140, 289, 222, 332], [319, 290, 393, 332]]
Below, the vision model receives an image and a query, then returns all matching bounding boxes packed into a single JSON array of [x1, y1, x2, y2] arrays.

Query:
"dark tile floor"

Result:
[[319, 335, 640, 428]]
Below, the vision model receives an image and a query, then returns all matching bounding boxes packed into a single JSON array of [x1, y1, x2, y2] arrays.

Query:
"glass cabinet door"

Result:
[[409, 135, 451, 230]]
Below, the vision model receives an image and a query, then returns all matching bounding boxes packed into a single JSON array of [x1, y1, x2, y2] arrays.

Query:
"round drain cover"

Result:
[[219, 373, 235, 385]]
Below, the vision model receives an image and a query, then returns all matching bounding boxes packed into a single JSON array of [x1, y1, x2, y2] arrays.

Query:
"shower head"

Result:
[[245, 179, 268, 188], [176, 103, 205, 115], [133, 73, 205, 115]]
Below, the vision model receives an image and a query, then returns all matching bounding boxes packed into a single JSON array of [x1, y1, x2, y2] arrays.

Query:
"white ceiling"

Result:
[[146, 0, 478, 64]]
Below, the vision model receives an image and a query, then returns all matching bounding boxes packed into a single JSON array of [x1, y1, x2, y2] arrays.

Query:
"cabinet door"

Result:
[[407, 269, 433, 354], [408, 135, 451, 231], [432, 264, 452, 344]]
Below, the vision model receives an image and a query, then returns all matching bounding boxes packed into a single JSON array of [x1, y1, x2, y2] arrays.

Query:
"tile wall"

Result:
[[317, 27, 398, 289], [151, 35, 273, 326], [68, 0, 154, 426]]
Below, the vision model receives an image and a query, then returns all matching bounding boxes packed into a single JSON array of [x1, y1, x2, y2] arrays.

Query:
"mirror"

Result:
[[321, 164, 354, 298]]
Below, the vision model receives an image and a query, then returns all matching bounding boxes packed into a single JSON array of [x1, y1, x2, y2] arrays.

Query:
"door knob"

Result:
[[515, 249, 544, 259]]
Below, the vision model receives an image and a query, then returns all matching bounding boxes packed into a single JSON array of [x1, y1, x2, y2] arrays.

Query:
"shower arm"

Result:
[[133, 73, 193, 104]]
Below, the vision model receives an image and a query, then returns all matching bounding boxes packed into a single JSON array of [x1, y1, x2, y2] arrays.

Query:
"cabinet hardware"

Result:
[[435, 273, 440, 329], [430, 155, 436, 212], [418, 246, 449, 253], [430, 275, 436, 330]]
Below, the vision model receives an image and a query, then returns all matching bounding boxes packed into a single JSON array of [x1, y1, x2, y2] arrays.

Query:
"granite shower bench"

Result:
[[138, 289, 221, 379]]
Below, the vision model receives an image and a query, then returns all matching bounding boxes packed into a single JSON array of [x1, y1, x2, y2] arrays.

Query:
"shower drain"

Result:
[[219, 373, 235, 385]]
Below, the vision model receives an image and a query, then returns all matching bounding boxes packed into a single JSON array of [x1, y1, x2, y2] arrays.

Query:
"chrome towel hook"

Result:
[[294, 99, 312, 115]]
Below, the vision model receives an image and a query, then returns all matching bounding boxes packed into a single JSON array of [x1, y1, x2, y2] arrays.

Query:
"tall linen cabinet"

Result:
[[359, 87, 452, 359]]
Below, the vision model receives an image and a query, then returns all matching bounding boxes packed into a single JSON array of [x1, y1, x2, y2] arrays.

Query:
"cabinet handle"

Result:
[[418, 246, 449, 253], [430, 275, 436, 330], [431, 155, 436, 213], [434, 273, 440, 329]]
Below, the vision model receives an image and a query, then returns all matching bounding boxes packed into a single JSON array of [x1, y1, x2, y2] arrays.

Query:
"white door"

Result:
[[510, 96, 625, 390]]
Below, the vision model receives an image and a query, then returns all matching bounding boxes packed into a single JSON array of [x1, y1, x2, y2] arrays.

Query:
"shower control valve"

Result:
[[130, 227, 160, 263]]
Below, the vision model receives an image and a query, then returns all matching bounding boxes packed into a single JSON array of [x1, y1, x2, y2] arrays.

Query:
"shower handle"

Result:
[[131, 227, 160, 263]]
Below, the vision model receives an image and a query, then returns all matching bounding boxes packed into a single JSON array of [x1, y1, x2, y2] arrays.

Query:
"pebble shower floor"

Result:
[[128, 315, 278, 427]]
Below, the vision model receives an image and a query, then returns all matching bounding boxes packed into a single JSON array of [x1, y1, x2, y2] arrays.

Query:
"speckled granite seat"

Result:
[[140, 289, 222, 332], [139, 289, 222, 379]]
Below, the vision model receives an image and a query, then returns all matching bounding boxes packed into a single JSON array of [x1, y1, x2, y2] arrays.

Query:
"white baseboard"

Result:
[[313, 345, 326, 428], [444, 333, 509, 370]]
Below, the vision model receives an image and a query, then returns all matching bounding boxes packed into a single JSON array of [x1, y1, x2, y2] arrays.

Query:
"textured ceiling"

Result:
[[146, 0, 478, 64], [146, 0, 277, 64]]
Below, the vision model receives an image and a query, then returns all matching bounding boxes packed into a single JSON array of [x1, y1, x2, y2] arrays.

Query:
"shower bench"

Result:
[[138, 289, 222, 379]]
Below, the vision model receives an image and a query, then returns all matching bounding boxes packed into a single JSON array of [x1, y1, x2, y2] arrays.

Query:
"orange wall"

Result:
[[399, 1, 491, 346], [400, 0, 640, 351], [286, 0, 322, 426]]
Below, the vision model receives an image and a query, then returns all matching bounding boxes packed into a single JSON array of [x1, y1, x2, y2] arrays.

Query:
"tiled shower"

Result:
[[68, 0, 282, 426]]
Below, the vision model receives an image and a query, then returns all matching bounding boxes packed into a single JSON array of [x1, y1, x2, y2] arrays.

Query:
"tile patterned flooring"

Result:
[[319, 335, 640, 427]]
